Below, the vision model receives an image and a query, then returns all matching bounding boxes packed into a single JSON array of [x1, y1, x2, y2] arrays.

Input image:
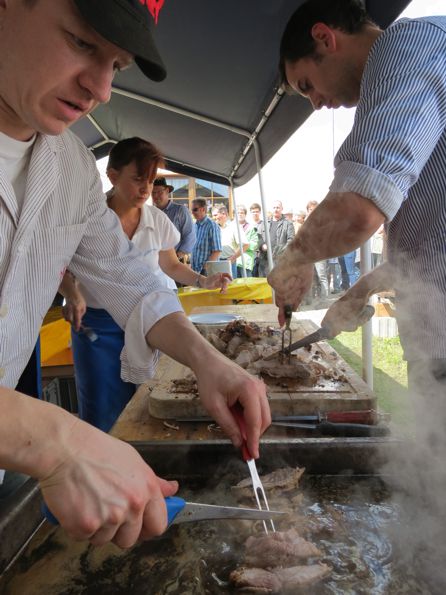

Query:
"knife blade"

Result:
[[42, 497, 285, 527]]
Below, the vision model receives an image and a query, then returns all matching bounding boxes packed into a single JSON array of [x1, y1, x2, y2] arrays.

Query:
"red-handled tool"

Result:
[[230, 403, 275, 534]]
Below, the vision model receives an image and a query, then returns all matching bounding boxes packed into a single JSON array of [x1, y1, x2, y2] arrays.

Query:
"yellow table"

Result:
[[40, 318, 73, 368], [178, 277, 273, 314]]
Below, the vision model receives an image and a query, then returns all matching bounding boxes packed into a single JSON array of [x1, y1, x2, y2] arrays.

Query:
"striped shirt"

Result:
[[191, 216, 222, 273], [161, 200, 196, 253], [0, 130, 182, 389], [331, 16, 446, 361]]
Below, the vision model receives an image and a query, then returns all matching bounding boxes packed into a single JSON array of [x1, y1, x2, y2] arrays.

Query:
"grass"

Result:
[[328, 330, 413, 428]]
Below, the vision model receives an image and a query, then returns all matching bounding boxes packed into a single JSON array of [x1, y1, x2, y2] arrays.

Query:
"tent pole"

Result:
[[231, 183, 247, 278], [253, 140, 274, 273], [360, 240, 373, 389]]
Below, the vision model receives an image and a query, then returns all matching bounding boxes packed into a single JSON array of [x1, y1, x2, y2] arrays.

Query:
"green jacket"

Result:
[[236, 224, 259, 271]]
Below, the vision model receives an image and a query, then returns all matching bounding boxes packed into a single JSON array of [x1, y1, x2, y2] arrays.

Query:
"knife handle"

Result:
[[230, 403, 252, 462], [324, 410, 377, 425], [42, 496, 186, 528], [318, 421, 390, 437]]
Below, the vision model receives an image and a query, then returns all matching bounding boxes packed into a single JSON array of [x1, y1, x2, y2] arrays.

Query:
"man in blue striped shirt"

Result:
[[191, 199, 222, 274], [269, 1, 446, 584], [270, 0, 446, 382]]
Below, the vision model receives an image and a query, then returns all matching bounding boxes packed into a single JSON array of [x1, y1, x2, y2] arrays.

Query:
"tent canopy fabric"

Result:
[[72, 0, 411, 187]]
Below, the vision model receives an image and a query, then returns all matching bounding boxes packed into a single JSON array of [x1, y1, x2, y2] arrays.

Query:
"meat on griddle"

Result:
[[230, 563, 331, 593], [232, 467, 305, 500], [244, 529, 322, 567]]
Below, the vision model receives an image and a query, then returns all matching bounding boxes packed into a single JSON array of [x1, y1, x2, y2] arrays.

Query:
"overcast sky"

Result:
[[98, 0, 443, 212]]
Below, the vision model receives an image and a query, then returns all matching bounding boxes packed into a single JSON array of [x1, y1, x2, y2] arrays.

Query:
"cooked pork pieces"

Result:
[[232, 467, 305, 500], [230, 563, 331, 593], [244, 529, 321, 567]]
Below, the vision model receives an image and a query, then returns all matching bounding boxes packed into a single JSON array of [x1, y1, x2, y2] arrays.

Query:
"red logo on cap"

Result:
[[139, 0, 165, 24]]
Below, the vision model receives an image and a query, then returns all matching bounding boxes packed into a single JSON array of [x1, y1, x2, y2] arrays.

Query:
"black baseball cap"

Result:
[[73, 0, 166, 82]]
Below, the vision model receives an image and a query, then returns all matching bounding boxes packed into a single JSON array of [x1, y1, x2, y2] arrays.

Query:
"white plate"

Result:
[[188, 313, 241, 326]]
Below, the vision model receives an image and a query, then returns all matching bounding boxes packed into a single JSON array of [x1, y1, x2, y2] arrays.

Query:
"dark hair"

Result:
[[107, 137, 164, 181], [250, 202, 262, 212], [192, 198, 207, 209], [279, 0, 374, 91]]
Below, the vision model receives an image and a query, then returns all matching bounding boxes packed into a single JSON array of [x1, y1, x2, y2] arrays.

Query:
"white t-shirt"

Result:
[[132, 204, 180, 291], [0, 130, 35, 213], [81, 203, 180, 307]]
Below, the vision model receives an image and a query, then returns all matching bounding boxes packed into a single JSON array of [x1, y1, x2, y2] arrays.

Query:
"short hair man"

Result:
[[190, 199, 222, 274], [0, 0, 269, 547], [257, 200, 295, 277], [250, 203, 263, 225], [269, 3, 446, 584], [215, 205, 249, 279], [152, 177, 196, 261]]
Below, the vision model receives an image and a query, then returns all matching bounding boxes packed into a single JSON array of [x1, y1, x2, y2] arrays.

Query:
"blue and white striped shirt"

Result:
[[331, 16, 446, 361], [191, 216, 222, 273], [161, 200, 196, 254]]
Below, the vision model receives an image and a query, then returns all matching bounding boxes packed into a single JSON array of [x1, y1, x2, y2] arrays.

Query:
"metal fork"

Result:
[[231, 404, 275, 534], [281, 305, 293, 364]]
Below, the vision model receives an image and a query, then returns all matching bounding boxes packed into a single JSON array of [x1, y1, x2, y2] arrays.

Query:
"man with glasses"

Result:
[[190, 199, 222, 274]]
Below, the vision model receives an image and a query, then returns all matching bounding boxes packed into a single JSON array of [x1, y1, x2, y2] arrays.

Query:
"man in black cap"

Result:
[[152, 177, 196, 263], [0, 0, 270, 548]]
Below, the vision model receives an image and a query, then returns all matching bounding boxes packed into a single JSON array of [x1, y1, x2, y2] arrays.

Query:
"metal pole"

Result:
[[253, 140, 274, 273], [231, 184, 247, 278], [360, 239, 373, 389]]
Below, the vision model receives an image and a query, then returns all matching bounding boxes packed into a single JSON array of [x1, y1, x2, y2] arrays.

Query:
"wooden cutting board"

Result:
[[148, 318, 376, 419]]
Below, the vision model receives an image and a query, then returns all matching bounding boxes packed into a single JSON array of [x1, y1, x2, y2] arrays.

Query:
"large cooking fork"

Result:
[[231, 404, 275, 534]]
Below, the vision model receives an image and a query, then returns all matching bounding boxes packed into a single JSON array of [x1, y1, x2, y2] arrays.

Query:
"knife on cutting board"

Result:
[[42, 497, 285, 527]]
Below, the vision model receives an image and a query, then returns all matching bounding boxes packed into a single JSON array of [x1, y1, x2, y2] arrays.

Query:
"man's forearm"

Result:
[[289, 192, 385, 265], [146, 312, 224, 374], [208, 251, 220, 262], [0, 387, 78, 479], [348, 261, 395, 300]]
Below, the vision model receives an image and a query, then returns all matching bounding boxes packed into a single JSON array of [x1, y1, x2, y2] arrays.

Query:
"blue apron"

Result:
[[71, 308, 136, 432]]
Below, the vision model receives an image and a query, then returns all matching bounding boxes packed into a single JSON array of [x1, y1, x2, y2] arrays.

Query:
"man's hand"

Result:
[[62, 293, 87, 332], [39, 418, 178, 548], [267, 251, 314, 326], [196, 352, 270, 459], [321, 293, 372, 338]]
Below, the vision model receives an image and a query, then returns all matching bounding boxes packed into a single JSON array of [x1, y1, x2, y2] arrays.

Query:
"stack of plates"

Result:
[[188, 313, 241, 327]]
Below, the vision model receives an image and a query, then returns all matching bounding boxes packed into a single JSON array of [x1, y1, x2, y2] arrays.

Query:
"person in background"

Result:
[[293, 210, 306, 234], [0, 0, 270, 548], [371, 224, 385, 268], [257, 200, 295, 277], [249, 203, 263, 276], [64, 138, 230, 432], [235, 205, 259, 277], [306, 200, 329, 299], [283, 207, 294, 222], [327, 257, 342, 294], [215, 205, 249, 279], [190, 199, 222, 274], [151, 176, 196, 264]]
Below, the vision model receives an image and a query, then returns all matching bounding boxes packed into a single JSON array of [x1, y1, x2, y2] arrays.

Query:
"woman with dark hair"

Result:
[[63, 137, 229, 431]]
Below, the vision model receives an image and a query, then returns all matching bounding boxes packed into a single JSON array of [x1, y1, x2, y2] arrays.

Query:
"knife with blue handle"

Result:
[[42, 496, 285, 527]]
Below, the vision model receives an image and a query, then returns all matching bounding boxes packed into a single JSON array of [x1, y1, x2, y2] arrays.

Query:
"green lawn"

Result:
[[328, 330, 413, 428]]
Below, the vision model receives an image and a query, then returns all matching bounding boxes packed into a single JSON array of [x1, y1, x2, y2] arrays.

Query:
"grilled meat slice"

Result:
[[244, 529, 321, 568], [232, 467, 305, 500], [230, 563, 331, 592]]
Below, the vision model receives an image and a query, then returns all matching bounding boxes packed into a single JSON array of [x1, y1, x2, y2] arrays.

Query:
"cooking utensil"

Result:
[[281, 304, 293, 363], [175, 410, 385, 425], [271, 420, 390, 437], [264, 305, 375, 361], [79, 324, 98, 342], [230, 403, 275, 534], [272, 409, 388, 425], [42, 497, 285, 527]]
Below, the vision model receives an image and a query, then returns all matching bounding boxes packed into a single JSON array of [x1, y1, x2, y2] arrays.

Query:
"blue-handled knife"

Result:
[[42, 496, 285, 527]]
